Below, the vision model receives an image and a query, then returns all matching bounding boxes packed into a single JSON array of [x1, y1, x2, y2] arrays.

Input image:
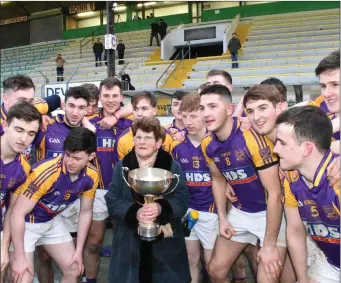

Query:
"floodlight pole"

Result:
[[106, 1, 115, 78]]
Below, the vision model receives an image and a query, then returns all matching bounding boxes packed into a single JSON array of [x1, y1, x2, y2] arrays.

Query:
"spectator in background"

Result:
[[93, 37, 104, 67], [150, 19, 160, 46], [159, 18, 168, 40], [55, 54, 65, 82], [121, 71, 135, 91], [228, 33, 241, 68], [117, 40, 126, 65], [150, 13, 154, 18], [133, 15, 141, 20]]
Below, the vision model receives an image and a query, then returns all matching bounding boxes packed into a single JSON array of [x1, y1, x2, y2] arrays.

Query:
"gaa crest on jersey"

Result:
[[7, 178, 17, 189], [259, 146, 271, 160], [323, 205, 339, 220], [234, 149, 245, 161]]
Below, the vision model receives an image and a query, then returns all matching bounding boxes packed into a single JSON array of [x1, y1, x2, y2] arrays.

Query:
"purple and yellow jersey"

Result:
[[201, 117, 279, 213], [0, 153, 30, 232], [0, 95, 61, 157], [114, 126, 174, 162], [33, 114, 71, 162], [89, 112, 133, 190], [171, 136, 215, 213], [308, 95, 340, 141], [165, 119, 186, 136], [284, 150, 340, 268], [20, 155, 99, 223]]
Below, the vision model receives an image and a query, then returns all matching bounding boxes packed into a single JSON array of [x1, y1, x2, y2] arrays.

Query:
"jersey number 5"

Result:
[[311, 206, 319, 217]]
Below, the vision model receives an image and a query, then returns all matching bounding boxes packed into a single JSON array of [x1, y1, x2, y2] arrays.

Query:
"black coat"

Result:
[[105, 149, 191, 283], [159, 22, 167, 35], [117, 43, 125, 54], [228, 37, 241, 53], [93, 42, 104, 54]]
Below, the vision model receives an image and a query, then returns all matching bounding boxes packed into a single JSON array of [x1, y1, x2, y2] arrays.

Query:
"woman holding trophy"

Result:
[[105, 117, 191, 283]]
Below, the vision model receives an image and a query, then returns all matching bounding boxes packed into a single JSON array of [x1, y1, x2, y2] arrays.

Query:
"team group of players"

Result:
[[0, 49, 339, 283]]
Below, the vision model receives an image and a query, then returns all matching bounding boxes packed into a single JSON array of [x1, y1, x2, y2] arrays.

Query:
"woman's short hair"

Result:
[[132, 117, 166, 143]]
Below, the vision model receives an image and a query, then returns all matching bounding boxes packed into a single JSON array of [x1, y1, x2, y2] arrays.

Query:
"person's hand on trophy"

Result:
[[137, 203, 161, 224]]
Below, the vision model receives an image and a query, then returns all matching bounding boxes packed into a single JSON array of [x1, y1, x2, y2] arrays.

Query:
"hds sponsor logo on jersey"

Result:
[[303, 220, 340, 242], [97, 137, 115, 152], [185, 172, 212, 187], [221, 166, 257, 185]]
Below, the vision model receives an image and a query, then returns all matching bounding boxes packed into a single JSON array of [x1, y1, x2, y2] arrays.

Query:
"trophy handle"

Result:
[[121, 167, 131, 188], [164, 174, 180, 196]]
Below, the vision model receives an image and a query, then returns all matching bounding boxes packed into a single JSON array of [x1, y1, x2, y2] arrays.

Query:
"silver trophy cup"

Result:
[[122, 167, 180, 241]]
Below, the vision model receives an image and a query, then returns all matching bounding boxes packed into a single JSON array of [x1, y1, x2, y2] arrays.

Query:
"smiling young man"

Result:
[[0, 102, 42, 283], [114, 91, 173, 162], [170, 93, 217, 283], [200, 85, 287, 283], [10, 127, 99, 283], [274, 106, 340, 283]]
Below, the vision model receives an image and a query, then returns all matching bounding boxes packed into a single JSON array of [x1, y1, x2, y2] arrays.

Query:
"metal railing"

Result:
[[156, 41, 191, 89], [38, 70, 49, 84], [66, 67, 80, 90], [80, 26, 105, 59]]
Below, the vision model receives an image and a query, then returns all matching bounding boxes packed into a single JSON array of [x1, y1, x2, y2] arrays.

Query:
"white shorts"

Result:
[[60, 190, 109, 233], [60, 199, 81, 233], [307, 236, 321, 267], [308, 250, 340, 283], [185, 209, 218, 250], [9, 215, 72, 253], [226, 205, 286, 247]]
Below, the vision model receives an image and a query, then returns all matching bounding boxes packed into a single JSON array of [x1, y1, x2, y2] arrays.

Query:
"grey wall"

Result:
[[30, 15, 63, 44], [0, 21, 30, 49]]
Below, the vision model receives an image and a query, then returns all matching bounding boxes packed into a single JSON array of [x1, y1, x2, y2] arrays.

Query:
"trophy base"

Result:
[[138, 223, 161, 241]]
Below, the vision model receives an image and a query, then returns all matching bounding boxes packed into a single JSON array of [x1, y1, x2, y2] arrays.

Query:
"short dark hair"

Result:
[[200, 84, 232, 103], [260, 77, 287, 102], [315, 50, 340, 76], [132, 117, 166, 143], [6, 101, 42, 128], [207, 69, 233, 85], [244, 84, 281, 108], [65, 86, 90, 105], [64, 127, 97, 155], [81, 83, 99, 102], [232, 33, 236, 35], [3, 75, 35, 93], [276, 106, 332, 152], [99, 77, 122, 94], [173, 90, 189, 101], [131, 91, 157, 108]]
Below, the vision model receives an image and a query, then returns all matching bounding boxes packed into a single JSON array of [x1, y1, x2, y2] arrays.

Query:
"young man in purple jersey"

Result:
[[171, 93, 217, 283], [275, 106, 340, 283], [200, 85, 287, 283], [10, 128, 99, 283], [1, 75, 61, 159], [0, 102, 42, 283]]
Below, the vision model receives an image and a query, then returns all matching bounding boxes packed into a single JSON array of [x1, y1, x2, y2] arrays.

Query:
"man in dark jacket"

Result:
[[93, 37, 104, 67], [159, 18, 168, 40], [228, 33, 241, 68], [117, 40, 126, 65], [150, 19, 160, 46]]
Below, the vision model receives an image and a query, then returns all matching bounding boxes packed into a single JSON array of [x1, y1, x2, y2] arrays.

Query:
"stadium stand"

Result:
[[183, 8, 340, 89]]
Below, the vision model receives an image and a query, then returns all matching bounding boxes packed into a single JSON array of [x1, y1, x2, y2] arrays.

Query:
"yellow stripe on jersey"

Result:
[[21, 157, 61, 201], [93, 156, 105, 189], [243, 129, 278, 168], [162, 132, 173, 153], [32, 98, 49, 115], [82, 164, 99, 198], [314, 151, 333, 187], [308, 95, 324, 107], [201, 134, 214, 164], [117, 128, 134, 160], [13, 155, 31, 195], [36, 136, 46, 162], [283, 179, 298, 208]]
